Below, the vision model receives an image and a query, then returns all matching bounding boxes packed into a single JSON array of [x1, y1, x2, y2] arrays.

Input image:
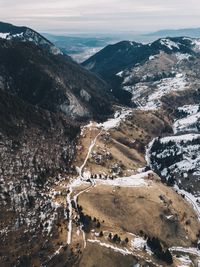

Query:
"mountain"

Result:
[[82, 37, 200, 105], [0, 23, 115, 267], [0, 21, 63, 55], [145, 28, 200, 38], [1, 22, 200, 267], [0, 38, 114, 120], [82, 36, 200, 195]]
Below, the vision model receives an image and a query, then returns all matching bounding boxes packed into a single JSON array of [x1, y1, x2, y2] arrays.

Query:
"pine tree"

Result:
[[99, 231, 103, 237], [113, 234, 118, 243], [125, 237, 129, 243], [164, 249, 173, 264]]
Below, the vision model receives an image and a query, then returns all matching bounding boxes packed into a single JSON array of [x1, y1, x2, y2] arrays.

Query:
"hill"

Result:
[[82, 37, 200, 105]]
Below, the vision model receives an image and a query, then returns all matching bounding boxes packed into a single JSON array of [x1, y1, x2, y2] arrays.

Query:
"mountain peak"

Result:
[[0, 21, 62, 55]]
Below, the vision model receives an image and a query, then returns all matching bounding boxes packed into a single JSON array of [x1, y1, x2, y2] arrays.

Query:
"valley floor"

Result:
[[50, 107, 200, 267]]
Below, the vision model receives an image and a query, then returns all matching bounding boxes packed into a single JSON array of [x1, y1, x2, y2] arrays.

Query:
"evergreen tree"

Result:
[[99, 231, 103, 237], [125, 237, 129, 243]]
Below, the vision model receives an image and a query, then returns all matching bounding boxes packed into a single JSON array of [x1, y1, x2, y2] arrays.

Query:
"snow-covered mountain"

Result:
[[0, 21, 62, 55], [82, 37, 200, 106]]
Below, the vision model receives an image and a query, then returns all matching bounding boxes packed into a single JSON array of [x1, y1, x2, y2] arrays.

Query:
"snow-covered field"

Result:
[[177, 105, 199, 116], [0, 33, 9, 39], [173, 112, 200, 134], [96, 171, 152, 187], [176, 53, 191, 63], [160, 38, 180, 50], [0, 32, 24, 39]]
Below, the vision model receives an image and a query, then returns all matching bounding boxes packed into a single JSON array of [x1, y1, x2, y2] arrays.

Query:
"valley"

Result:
[[0, 21, 200, 267], [40, 107, 199, 267]]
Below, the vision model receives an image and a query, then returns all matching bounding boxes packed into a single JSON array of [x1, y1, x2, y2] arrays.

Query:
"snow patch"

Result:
[[173, 112, 200, 134], [0, 33, 9, 39], [132, 237, 146, 250], [160, 39, 180, 50], [129, 74, 187, 110], [96, 171, 152, 187], [97, 109, 132, 130], [116, 71, 124, 77], [176, 53, 191, 62], [87, 239, 133, 255]]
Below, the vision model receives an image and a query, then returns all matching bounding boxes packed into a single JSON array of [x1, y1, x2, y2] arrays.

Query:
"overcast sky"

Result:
[[0, 0, 200, 34]]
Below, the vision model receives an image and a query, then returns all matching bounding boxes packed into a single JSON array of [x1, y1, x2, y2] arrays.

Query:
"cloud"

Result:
[[0, 0, 200, 33]]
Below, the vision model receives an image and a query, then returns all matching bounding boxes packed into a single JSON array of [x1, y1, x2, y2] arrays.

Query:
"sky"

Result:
[[0, 0, 200, 34]]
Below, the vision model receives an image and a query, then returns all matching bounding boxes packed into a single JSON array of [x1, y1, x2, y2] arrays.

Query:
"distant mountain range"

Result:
[[145, 28, 200, 38], [43, 28, 200, 62]]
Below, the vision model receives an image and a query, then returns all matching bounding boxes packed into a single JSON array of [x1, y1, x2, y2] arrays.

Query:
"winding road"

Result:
[[66, 129, 101, 246]]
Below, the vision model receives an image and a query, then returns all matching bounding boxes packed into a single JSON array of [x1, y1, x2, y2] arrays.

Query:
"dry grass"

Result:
[[74, 109, 172, 177], [78, 180, 200, 248], [74, 243, 138, 267]]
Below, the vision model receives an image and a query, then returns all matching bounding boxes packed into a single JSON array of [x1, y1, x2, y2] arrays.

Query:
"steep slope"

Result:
[[0, 39, 113, 120], [0, 21, 62, 55], [0, 23, 115, 267], [0, 88, 81, 266], [146, 104, 200, 199], [1, 23, 200, 266], [82, 37, 200, 105]]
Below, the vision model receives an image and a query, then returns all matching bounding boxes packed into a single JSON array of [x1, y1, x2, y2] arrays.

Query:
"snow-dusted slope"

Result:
[[147, 134, 200, 178], [147, 102, 200, 198], [125, 73, 188, 110], [173, 105, 200, 134], [0, 21, 62, 55], [83, 36, 200, 107]]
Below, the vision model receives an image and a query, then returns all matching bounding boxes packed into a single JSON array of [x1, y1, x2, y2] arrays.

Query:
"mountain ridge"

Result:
[[0, 21, 200, 267], [82, 36, 200, 105], [0, 21, 63, 55]]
